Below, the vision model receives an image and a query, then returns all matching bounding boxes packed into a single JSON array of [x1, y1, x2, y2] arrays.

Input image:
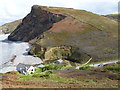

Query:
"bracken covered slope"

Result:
[[8, 5, 118, 63]]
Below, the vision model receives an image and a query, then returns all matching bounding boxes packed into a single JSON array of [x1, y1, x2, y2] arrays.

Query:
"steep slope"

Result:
[[8, 5, 118, 63], [8, 5, 66, 41], [0, 19, 22, 34]]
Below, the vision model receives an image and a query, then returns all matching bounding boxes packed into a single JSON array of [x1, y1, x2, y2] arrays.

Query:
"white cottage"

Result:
[[16, 63, 35, 75]]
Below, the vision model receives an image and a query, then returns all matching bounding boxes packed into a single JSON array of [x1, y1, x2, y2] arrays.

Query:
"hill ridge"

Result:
[[8, 5, 118, 62]]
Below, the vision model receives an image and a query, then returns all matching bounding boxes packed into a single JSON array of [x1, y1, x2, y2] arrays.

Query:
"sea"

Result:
[[0, 34, 43, 73]]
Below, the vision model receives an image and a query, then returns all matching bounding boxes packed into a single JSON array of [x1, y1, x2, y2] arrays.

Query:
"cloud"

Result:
[[0, 0, 119, 25]]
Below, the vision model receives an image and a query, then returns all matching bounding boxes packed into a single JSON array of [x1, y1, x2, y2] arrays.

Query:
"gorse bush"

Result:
[[36, 67, 44, 72], [117, 62, 120, 64], [35, 64, 63, 73], [45, 64, 64, 70], [79, 66, 93, 70], [35, 63, 73, 74]]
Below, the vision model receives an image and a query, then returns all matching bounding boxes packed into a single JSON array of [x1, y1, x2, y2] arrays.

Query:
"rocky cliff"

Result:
[[8, 5, 66, 41], [8, 5, 118, 63]]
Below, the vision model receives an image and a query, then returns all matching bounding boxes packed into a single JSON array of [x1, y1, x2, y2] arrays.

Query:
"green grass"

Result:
[[18, 74, 33, 81], [18, 70, 81, 84], [18, 71, 53, 81]]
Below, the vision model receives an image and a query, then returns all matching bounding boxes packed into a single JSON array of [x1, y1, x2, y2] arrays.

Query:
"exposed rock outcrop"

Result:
[[8, 5, 66, 41]]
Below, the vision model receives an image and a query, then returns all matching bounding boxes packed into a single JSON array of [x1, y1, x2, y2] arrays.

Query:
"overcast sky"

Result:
[[0, 0, 119, 25]]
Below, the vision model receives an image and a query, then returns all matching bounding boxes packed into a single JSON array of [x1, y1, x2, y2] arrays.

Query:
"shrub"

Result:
[[117, 61, 120, 64], [45, 64, 64, 70], [45, 46, 72, 60], [35, 63, 73, 74], [61, 65, 72, 70], [79, 66, 93, 70], [29, 45, 46, 59], [35, 67, 48, 73], [35, 67, 43, 72]]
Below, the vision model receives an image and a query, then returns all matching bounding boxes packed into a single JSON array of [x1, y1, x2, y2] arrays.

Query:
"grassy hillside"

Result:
[[30, 6, 118, 62], [0, 19, 22, 34], [8, 5, 118, 63]]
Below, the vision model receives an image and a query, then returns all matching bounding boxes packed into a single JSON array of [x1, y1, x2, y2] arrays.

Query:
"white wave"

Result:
[[0, 34, 43, 73]]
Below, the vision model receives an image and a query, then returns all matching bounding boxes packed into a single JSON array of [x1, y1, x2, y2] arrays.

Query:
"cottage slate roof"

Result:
[[17, 63, 33, 70]]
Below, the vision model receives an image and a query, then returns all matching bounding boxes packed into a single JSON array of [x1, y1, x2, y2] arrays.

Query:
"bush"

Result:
[[117, 62, 120, 64], [45, 46, 72, 60], [79, 66, 93, 70], [61, 65, 72, 70], [29, 45, 46, 59], [36, 67, 47, 72], [35, 63, 73, 74], [45, 64, 64, 70]]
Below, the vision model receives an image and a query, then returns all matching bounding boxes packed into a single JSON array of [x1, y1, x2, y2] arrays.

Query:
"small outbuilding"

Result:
[[54, 59, 63, 64], [16, 63, 35, 75], [37, 64, 45, 68]]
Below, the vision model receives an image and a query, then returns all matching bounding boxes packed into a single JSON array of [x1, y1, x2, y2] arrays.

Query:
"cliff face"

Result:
[[8, 5, 66, 41], [8, 5, 118, 62]]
